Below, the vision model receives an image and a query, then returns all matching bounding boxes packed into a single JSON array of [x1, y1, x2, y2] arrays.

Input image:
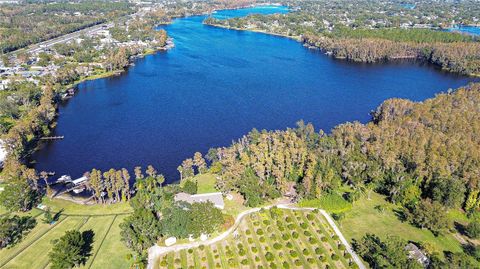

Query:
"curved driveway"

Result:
[[147, 204, 366, 269]]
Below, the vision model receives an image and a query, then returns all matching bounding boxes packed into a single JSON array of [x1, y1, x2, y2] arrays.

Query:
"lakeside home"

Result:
[[174, 192, 225, 209], [0, 140, 6, 168]]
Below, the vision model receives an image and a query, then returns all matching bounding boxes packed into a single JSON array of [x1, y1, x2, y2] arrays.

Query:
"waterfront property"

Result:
[[31, 6, 479, 182], [174, 192, 225, 209]]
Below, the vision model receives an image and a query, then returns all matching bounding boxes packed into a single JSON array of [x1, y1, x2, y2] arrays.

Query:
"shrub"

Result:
[[267, 226, 273, 233], [339, 244, 346, 251], [248, 237, 254, 244], [216, 263, 221, 268], [292, 232, 299, 239], [307, 213, 314, 220], [259, 236, 265, 243], [160, 260, 167, 266], [282, 261, 290, 269], [286, 242, 293, 248], [175, 258, 180, 264], [188, 249, 193, 254], [246, 229, 251, 235], [201, 257, 206, 262], [228, 259, 235, 266], [215, 254, 219, 259], [309, 237, 317, 244], [270, 263, 277, 269], [303, 249, 309, 255], [315, 247, 322, 254], [199, 245, 205, 250], [263, 219, 270, 225], [332, 235, 339, 240], [252, 246, 258, 253], [255, 256, 260, 262], [256, 229, 264, 235], [282, 234, 290, 240], [304, 230, 311, 237], [290, 250, 298, 258], [300, 222, 308, 229], [285, 216, 292, 223], [287, 223, 295, 229], [321, 236, 327, 242], [307, 258, 315, 264], [345, 253, 352, 259], [320, 255, 327, 262], [273, 243, 282, 250], [332, 254, 340, 261], [294, 259, 302, 266], [265, 252, 274, 261], [278, 225, 285, 232], [241, 259, 248, 265]]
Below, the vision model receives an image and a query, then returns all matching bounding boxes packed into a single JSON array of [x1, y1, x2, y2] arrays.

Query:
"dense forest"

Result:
[[200, 82, 480, 220]]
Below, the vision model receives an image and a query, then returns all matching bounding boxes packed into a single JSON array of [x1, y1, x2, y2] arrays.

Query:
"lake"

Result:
[[448, 25, 480, 36], [32, 6, 479, 182]]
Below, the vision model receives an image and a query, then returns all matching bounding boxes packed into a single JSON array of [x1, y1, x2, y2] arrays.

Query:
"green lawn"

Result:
[[339, 192, 463, 255], [156, 208, 355, 269], [41, 198, 133, 215], [90, 215, 132, 269], [0, 200, 133, 269], [194, 173, 218, 194], [3, 216, 88, 269]]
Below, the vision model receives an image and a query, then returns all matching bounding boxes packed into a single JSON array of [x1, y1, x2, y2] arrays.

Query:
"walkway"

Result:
[[147, 204, 366, 269]]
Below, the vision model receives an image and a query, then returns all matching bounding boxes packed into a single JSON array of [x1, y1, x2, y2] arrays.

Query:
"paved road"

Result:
[[23, 23, 114, 54], [147, 203, 366, 269]]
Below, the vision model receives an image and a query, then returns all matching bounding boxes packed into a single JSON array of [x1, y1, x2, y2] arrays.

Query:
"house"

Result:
[[0, 139, 7, 169], [174, 192, 225, 209], [405, 243, 430, 267]]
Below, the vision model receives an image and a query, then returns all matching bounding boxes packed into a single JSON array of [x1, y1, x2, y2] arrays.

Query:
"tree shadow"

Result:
[[454, 221, 468, 236], [80, 229, 95, 263], [53, 209, 64, 222]]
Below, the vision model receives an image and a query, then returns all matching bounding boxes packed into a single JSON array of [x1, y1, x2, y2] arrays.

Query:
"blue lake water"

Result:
[[448, 25, 480, 36], [32, 6, 479, 182]]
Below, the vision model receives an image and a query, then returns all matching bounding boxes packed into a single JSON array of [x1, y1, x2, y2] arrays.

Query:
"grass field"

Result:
[[194, 173, 218, 194], [156, 208, 356, 269], [339, 192, 463, 255], [0, 201, 133, 269]]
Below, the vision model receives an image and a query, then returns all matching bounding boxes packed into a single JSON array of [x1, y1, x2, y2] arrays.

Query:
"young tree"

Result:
[[49, 230, 94, 269]]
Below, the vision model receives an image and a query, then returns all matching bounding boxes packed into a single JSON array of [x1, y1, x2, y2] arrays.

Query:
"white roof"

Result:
[[174, 192, 225, 209], [71, 176, 88, 185], [0, 140, 7, 165]]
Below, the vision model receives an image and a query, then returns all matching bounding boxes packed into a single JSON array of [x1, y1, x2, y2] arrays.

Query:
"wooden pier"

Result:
[[40, 136, 64, 140]]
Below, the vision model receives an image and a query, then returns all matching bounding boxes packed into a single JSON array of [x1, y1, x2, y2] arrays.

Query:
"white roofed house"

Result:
[[174, 192, 225, 209], [0, 139, 7, 168]]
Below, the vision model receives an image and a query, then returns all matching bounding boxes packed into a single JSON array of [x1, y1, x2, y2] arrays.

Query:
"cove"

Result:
[[32, 6, 479, 182]]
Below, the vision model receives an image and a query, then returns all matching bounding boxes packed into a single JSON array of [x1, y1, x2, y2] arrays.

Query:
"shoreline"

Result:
[[205, 23, 480, 78]]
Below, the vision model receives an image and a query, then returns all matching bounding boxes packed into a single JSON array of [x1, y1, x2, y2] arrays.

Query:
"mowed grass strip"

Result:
[[77, 215, 116, 269], [0, 215, 66, 267], [89, 215, 132, 269], [3, 216, 88, 269]]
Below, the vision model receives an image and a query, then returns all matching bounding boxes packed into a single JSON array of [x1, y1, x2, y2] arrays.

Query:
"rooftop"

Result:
[[174, 192, 225, 209]]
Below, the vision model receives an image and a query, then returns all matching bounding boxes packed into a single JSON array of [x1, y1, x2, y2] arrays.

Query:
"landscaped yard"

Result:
[[156, 208, 357, 269], [0, 202, 133, 269], [339, 192, 463, 255], [195, 173, 218, 194]]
